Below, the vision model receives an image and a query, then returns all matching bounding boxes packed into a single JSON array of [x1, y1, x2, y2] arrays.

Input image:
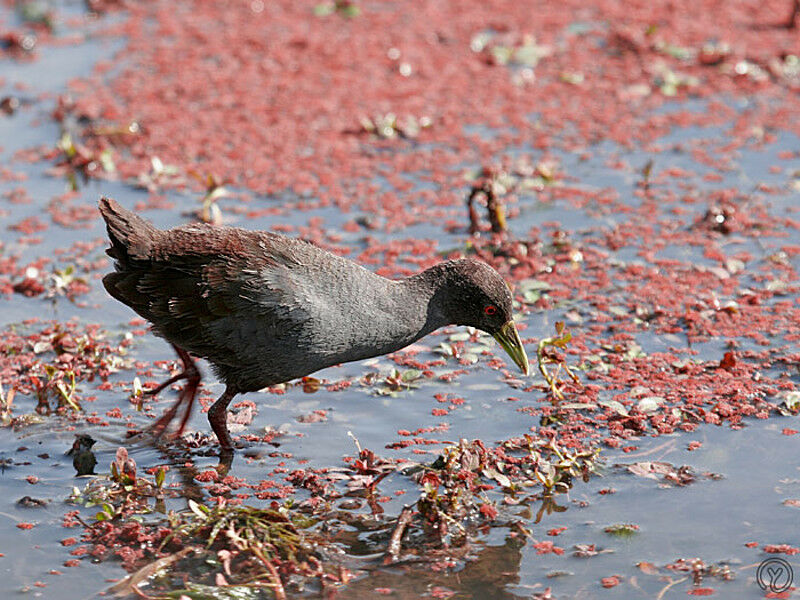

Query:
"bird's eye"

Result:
[[484, 305, 497, 316]]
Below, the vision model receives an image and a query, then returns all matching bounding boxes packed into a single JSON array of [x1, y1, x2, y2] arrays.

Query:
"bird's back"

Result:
[[98, 198, 429, 391], [100, 198, 354, 390]]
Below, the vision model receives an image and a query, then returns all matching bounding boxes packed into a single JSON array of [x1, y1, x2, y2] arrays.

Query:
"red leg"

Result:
[[207, 386, 237, 451], [142, 372, 185, 397], [144, 345, 199, 396], [173, 376, 200, 436], [147, 344, 201, 439]]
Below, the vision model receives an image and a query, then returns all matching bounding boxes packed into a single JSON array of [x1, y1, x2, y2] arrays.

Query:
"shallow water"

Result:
[[1, 2, 799, 599]]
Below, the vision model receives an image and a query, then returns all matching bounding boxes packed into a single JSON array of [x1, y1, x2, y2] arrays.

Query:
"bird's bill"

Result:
[[493, 321, 530, 376]]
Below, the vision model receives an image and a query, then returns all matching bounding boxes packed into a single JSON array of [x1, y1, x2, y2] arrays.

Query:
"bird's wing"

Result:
[[104, 225, 316, 367]]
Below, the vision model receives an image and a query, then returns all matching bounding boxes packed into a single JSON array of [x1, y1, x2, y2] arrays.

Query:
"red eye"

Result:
[[484, 305, 497, 316]]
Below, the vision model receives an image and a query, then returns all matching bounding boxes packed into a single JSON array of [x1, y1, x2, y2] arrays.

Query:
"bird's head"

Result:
[[435, 259, 530, 376]]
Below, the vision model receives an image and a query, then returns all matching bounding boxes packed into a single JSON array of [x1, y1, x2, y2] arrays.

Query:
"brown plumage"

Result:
[[99, 197, 529, 453]]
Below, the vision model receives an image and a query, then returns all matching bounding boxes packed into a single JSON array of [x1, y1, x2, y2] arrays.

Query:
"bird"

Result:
[[98, 197, 529, 453], [67, 433, 98, 475]]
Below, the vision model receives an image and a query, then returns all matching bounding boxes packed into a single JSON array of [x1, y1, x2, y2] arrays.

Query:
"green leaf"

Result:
[[338, 3, 360, 17], [100, 150, 116, 173], [188, 499, 209, 519], [598, 399, 628, 416], [313, 3, 334, 16], [604, 523, 639, 537], [401, 369, 421, 382], [520, 279, 552, 304], [783, 391, 800, 411], [207, 518, 227, 547], [448, 332, 471, 342], [523, 290, 542, 304], [551, 331, 572, 348], [482, 467, 511, 488], [491, 45, 513, 65]]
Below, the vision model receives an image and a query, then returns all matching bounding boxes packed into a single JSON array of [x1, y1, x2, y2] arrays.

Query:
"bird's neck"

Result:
[[398, 262, 459, 337], [319, 263, 457, 365]]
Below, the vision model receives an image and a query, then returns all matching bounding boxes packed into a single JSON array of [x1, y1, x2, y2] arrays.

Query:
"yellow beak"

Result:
[[492, 321, 530, 376]]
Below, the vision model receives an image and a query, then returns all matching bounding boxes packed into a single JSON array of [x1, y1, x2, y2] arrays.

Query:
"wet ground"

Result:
[[1, 1, 800, 598]]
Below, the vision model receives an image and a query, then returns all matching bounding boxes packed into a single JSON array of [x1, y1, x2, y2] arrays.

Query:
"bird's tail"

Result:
[[98, 197, 158, 262]]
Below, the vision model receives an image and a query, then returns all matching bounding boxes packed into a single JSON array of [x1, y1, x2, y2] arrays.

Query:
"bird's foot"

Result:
[[142, 343, 200, 398], [217, 447, 235, 474], [208, 386, 237, 453], [142, 372, 186, 397], [143, 349, 201, 398]]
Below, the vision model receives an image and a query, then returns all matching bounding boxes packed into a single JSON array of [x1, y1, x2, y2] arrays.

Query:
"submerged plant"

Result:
[[95, 496, 347, 599], [190, 171, 230, 224], [467, 166, 508, 234], [314, 0, 360, 18], [359, 113, 431, 139], [537, 321, 581, 401], [414, 436, 599, 546], [0, 382, 15, 426], [0, 321, 131, 422], [51, 131, 114, 190], [136, 156, 184, 191]]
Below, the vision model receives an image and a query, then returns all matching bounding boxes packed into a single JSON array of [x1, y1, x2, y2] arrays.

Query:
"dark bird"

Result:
[[98, 197, 529, 453], [67, 433, 98, 475]]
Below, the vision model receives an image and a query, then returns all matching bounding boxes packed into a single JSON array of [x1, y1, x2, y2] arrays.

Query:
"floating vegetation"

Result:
[[76, 453, 349, 597], [467, 166, 508, 234], [466, 160, 560, 235], [70, 449, 171, 526], [67, 433, 599, 597], [411, 437, 597, 547], [359, 113, 432, 140], [4, 0, 800, 597], [50, 131, 114, 190], [629, 557, 735, 597], [0, 321, 131, 420], [189, 171, 231, 225], [362, 367, 423, 396], [624, 460, 723, 487], [40, 95, 145, 189], [470, 31, 551, 84], [604, 523, 640, 538], [152, 500, 345, 598], [136, 156, 184, 192], [536, 321, 581, 402], [314, 0, 360, 18]]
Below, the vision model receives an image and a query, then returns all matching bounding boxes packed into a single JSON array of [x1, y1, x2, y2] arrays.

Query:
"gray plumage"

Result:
[[99, 197, 526, 451]]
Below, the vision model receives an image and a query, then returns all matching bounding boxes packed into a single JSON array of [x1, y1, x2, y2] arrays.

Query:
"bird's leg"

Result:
[[142, 372, 184, 397], [147, 345, 201, 439], [143, 345, 199, 397], [148, 380, 199, 438], [207, 386, 237, 452], [172, 374, 201, 437]]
